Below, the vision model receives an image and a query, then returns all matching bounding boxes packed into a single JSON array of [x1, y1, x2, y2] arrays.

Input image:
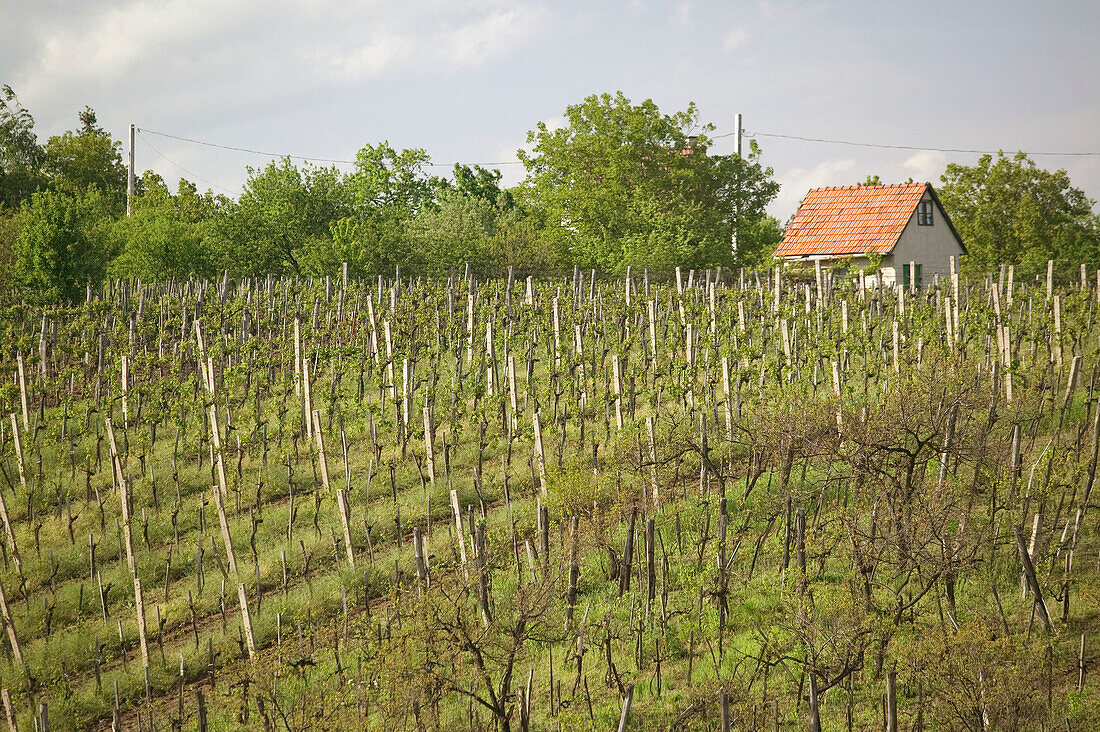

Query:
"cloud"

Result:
[[320, 4, 549, 82], [448, 8, 544, 67], [541, 116, 567, 132], [759, 0, 827, 25], [12, 0, 253, 97], [772, 158, 857, 219], [329, 34, 411, 81], [722, 27, 749, 52], [6, 0, 550, 128], [902, 149, 948, 184]]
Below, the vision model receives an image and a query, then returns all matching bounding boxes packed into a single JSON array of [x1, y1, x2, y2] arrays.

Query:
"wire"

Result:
[[742, 130, 1100, 157], [136, 126, 524, 167], [135, 132, 238, 195]]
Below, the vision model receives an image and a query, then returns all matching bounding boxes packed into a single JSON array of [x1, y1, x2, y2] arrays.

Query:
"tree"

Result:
[[477, 208, 565, 277], [0, 209, 21, 289], [0, 85, 45, 209], [451, 164, 514, 211], [347, 141, 441, 215], [938, 152, 1100, 278], [328, 141, 446, 277], [517, 92, 778, 273], [109, 172, 223, 280], [736, 214, 784, 269], [217, 158, 351, 275], [857, 175, 914, 187], [405, 189, 497, 276], [43, 107, 126, 215], [15, 186, 113, 301]]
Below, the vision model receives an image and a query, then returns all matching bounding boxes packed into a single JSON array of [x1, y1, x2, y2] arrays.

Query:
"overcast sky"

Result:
[[3, 0, 1098, 220]]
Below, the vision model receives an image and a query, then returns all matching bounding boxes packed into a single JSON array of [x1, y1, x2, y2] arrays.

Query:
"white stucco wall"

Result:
[[881, 191, 965, 288]]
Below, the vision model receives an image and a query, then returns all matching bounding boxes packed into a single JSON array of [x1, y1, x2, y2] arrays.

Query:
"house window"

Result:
[[901, 263, 923, 290], [917, 200, 934, 226]]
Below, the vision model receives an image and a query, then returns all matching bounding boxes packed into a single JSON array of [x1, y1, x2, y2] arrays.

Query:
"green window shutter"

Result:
[[900, 263, 922, 290]]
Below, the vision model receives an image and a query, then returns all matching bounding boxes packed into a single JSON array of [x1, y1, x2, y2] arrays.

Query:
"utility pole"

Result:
[[732, 113, 743, 255], [127, 124, 135, 217]]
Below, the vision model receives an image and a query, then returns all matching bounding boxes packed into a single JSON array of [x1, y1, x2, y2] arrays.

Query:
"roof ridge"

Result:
[[807, 182, 928, 192]]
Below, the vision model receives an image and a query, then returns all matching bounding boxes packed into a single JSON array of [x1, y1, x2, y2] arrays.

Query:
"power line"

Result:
[[136, 126, 524, 167], [138, 122, 1099, 193], [135, 131, 238, 195], [742, 130, 1100, 157]]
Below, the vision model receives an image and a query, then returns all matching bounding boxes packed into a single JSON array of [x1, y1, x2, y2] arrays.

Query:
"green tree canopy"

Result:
[[43, 107, 126, 214], [0, 85, 45, 209], [451, 164, 514, 211], [737, 215, 784, 270], [347, 142, 441, 214], [405, 189, 498, 276], [328, 141, 446, 277], [217, 158, 352, 275], [517, 92, 778, 273], [938, 152, 1100, 277], [109, 172, 224, 280], [15, 186, 113, 301], [857, 175, 913, 186]]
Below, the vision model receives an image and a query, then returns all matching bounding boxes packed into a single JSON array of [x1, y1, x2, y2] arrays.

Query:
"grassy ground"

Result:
[[0, 273, 1096, 730]]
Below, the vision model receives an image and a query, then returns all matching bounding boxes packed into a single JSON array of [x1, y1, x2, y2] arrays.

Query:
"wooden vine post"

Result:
[[0, 420, 23, 576], [134, 577, 150, 672], [7, 414, 26, 492], [105, 419, 136, 576], [314, 411, 355, 567], [0, 576, 25, 678], [194, 320, 256, 658], [532, 410, 547, 495]]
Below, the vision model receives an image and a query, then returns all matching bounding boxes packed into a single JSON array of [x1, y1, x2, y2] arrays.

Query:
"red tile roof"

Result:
[[774, 182, 929, 257]]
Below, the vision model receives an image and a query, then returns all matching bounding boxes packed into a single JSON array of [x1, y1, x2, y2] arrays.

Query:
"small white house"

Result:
[[773, 182, 966, 289]]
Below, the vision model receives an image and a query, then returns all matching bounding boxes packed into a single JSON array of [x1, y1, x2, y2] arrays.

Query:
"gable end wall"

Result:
[[882, 191, 965, 287]]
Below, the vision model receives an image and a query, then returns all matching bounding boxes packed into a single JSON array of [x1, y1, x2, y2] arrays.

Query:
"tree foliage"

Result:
[[451, 164, 514, 211], [325, 141, 444, 277], [10, 87, 1100, 299], [42, 107, 126, 215], [15, 186, 113, 301], [109, 172, 223, 280], [0, 85, 45, 210], [518, 92, 778, 273], [217, 158, 352, 275], [405, 189, 497, 276], [347, 141, 440, 215], [938, 152, 1100, 278]]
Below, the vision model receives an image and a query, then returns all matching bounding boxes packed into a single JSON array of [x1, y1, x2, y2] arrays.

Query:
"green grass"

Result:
[[0, 274, 1098, 730]]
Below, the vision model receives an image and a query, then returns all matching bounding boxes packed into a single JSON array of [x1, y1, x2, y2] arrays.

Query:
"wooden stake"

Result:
[[105, 419, 136, 576], [0, 576, 25, 676], [532, 411, 547, 495], [616, 684, 634, 732], [135, 577, 150, 670], [237, 582, 256, 658], [8, 414, 26, 492]]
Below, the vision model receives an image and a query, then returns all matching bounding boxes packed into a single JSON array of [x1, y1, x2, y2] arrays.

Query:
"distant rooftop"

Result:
[[774, 182, 930, 257]]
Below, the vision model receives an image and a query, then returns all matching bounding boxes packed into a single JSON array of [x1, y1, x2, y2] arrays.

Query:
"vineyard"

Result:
[[0, 260, 1098, 730]]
